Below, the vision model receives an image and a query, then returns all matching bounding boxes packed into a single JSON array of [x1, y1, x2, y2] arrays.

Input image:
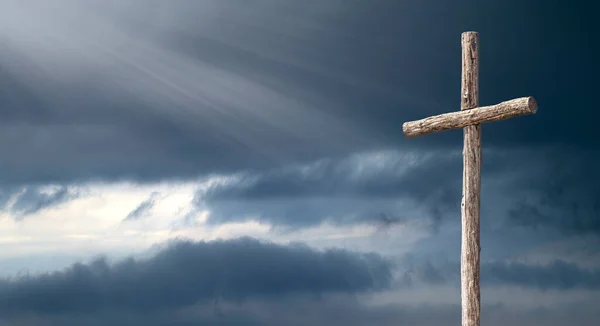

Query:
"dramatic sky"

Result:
[[0, 1, 598, 325]]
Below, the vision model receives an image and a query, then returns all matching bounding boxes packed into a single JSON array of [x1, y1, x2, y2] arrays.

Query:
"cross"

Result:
[[401, 32, 538, 326]]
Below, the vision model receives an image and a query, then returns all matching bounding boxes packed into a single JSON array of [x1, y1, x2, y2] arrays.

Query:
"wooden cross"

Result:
[[401, 32, 538, 326]]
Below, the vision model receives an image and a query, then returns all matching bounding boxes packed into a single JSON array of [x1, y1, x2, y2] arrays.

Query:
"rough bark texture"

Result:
[[401, 31, 538, 326], [402, 96, 537, 138], [461, 31, 481, 326]]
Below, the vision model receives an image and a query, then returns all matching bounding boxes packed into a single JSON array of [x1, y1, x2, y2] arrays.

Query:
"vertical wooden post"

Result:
[[460, 31, 481, 326]]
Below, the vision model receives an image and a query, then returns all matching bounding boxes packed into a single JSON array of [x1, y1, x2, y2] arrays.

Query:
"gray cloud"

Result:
[[0, 1, 597, 325], [401, 258, 600, 291], [0, 288, 598, 326], [0, 0, 596, 184], [0, 186, 78, 219], [191, 147, 600, 239], [0, 234, 598, 325], [200, 150, 461, 200], [193, 149, 462, 230], [505, 149, 600, 235], [0, 237, 393, 316], [123, 192, 159, 221], [0, 186, 20, 209], [482, 260, 600, 290]]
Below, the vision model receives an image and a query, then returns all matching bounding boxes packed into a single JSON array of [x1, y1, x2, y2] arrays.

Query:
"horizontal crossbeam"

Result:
[[402, 96, 537, 138]]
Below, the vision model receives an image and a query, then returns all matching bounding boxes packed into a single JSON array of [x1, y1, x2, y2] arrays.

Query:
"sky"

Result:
[[0, 0, 598, 325]]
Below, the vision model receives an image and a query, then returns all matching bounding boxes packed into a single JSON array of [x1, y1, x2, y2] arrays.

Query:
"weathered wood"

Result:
[[401, 31, 538, 326], [460, 31, 481, 326], [402, 96, 537, 138]]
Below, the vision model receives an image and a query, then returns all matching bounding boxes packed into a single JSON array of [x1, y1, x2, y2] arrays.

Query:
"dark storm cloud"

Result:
[[505, 149, 600, 235], [1, 263, 599, 326], [2, 0, 593, 236], [482, 260, 600, 290], [0, 237, 393, 316], [2, 297, 600, 326], [0, 0, 597, 184], [124, 192, 159, 221], [401, 257, 600, 291], [193, 149, 462, 229], [191, 146, 599, 237], [200, 150, 460, 200], [0, 186, 78, 218], [11, 186, 77, 217]]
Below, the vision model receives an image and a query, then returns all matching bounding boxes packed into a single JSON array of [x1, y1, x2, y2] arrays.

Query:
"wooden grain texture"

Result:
[[461, 31, 481, 326], [401, 31, 538, 326], [402, 96, 537, 137]]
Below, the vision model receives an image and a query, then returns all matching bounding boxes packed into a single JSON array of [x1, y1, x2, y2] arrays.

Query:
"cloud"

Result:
[[0, 186, 79, 219], [0, 237, 393, 316], [0, 0, 595, 185], [505, 149, 600, 235], [123, 192, 160, 221], [0, 0, 379, 184], [193, 149, 462, 230], [401, 258, 600, 291], [0, 186, 20, 209], [1, 147, 596, 264], [190, 146, 600, 240], [482, 260, 600, 290], [0, 289, 598, 326], [199, 150, 460, 200]]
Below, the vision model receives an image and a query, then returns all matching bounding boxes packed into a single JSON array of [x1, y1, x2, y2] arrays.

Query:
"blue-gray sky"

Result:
[[0, 0, 598, 325]]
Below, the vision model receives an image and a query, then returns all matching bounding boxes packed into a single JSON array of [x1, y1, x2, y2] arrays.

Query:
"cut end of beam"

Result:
[[402, 96, 538, 138], [528, 96, 538, 114]]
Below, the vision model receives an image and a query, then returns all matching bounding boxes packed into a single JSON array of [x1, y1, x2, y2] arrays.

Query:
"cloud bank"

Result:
[[0, 237, 393, 316]]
